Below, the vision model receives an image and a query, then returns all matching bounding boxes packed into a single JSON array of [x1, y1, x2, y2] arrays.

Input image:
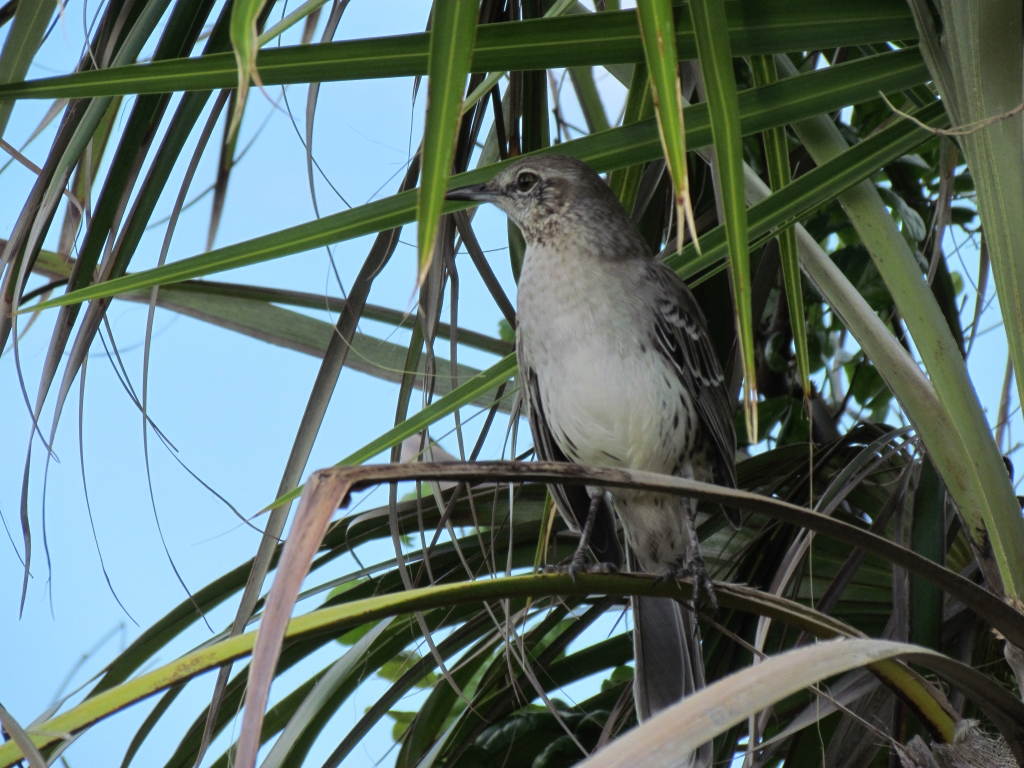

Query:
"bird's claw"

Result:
[[657, 560, 718, 612]]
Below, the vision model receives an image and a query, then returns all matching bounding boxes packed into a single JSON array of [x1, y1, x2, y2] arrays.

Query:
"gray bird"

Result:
[[447, 155, 738, 743]]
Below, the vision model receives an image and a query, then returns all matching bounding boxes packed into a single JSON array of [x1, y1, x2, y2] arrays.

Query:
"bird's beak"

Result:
[[445, 183, 499, 203]]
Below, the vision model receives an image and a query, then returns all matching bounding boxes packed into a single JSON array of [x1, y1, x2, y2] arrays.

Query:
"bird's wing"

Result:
[[519, 361, 623, 568], [648, 261, 740, 526]]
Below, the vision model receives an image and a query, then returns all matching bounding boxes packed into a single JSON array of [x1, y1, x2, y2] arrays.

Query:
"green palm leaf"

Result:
[[636, 0, 698, 248], [689, 0, 757, 440], [417, 0, 478, 283], [0, 2, 919, 99], [227, 0, 270, 139], [23, 48, 930, 312]]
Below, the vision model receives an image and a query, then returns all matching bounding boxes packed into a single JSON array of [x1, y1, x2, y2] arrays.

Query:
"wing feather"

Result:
[[648, 261, 740, 526]]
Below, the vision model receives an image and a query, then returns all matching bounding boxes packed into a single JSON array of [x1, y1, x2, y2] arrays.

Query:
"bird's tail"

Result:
[[632, 594, 712, 766]]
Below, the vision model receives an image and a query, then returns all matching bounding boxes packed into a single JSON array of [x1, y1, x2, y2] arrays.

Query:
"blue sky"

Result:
[[0, 2, 1019, 766], [0, 3, 630, 764]]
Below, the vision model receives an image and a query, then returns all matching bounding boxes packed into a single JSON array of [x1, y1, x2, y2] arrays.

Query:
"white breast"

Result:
[[517, 244, 695, 475]]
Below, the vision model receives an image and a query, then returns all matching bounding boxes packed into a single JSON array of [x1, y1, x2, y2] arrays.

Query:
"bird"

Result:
[[446, 154, 738, 747]]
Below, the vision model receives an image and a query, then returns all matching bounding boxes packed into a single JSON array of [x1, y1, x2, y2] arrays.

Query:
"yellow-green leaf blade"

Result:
[[257, 0, 332, 46], [21, 48, 932, 314], [750, 54, 810, 395], [0, 0, 56, 137], [228, 0, 269, 139], [690, 0, 756, 437], [417, 0, 478, 283], [635, 0, 697, 246]]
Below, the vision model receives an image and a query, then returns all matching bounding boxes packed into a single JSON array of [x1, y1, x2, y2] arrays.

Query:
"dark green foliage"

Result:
[[2, 3, 1013, 767]]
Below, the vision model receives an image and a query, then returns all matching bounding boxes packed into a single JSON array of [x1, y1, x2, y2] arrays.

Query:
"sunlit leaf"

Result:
[[689, 0, 756, 438], [24, 48, 931, 312], [417, 0, 478, 284], [228, 0, 269, 140], [0, 3, 921, 100], [636, 0, 698, 248], [0, 0, 56, 136]]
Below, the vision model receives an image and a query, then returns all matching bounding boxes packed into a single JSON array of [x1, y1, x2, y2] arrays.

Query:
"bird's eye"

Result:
[[516, 172, 537, 192]]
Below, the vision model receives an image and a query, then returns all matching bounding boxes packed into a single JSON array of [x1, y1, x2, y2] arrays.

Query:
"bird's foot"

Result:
[[542, 493, 618, 583], [545, 556, 618, 583], [656, 558, 718, 612]]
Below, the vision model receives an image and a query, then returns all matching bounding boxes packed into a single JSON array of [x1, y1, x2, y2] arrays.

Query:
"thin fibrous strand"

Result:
[[141, 86, 228, 556], [965, 235, 989, 358], [490, 83, 508, 161], [453, 210, 516, 327], [408, 383, 511, 586], [97, 323, 212, 632], [77, 353, 137, 624], [277, 87, 349, 211], [996, 354, 1015, 453]]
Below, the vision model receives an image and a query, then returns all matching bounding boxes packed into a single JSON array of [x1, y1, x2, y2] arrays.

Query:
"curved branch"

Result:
[[230, 459, 1024, 768], [331, 460, 1024, 645]]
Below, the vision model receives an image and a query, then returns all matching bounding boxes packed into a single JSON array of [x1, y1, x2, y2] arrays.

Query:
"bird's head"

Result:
[[446, 155, 634, 248]]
